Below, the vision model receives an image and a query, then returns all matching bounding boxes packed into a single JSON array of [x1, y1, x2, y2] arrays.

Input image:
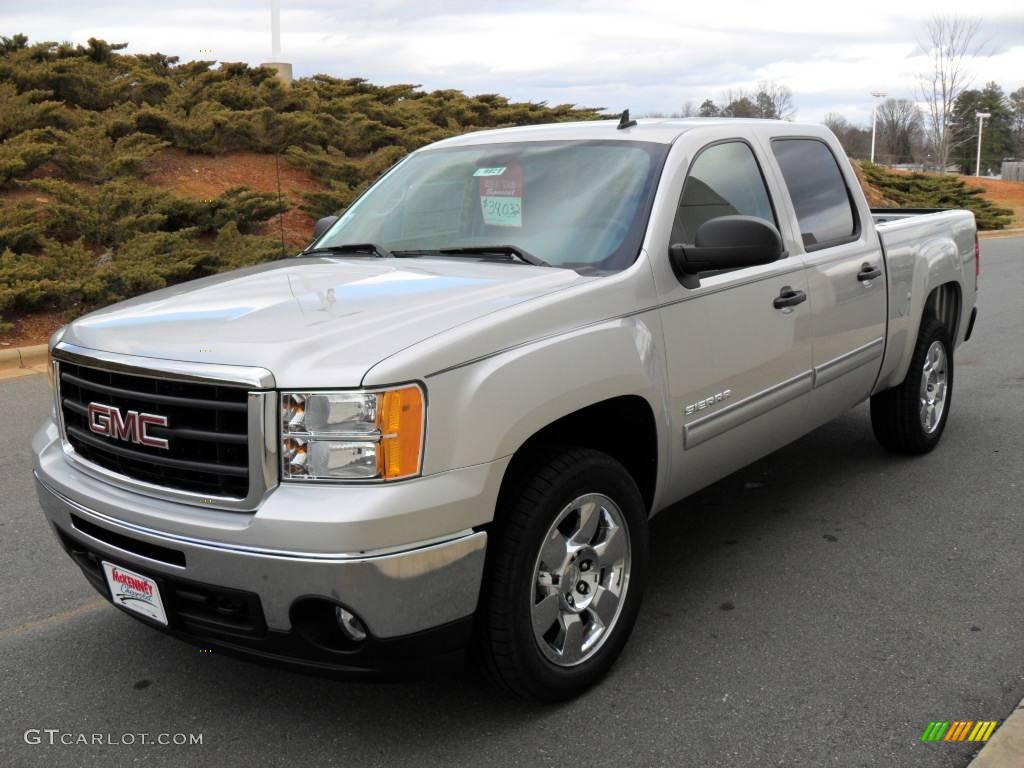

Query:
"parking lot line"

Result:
[[0, 599, 107, 643]]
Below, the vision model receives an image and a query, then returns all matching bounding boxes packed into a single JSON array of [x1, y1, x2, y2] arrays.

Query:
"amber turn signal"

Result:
[[378, 386, 424, 480]]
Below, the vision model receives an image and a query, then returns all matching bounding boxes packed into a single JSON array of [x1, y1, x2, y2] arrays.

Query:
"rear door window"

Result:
[[771, 138, 858, 250]]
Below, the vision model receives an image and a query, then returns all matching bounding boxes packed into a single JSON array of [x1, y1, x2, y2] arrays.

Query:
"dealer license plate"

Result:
[[101, 561, 168, 626]]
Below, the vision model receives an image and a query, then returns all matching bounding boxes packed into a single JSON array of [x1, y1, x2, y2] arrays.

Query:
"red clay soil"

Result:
[[0, 150, 328, 348], [145, 148, 324, 248], [0, 310, 65, 349], [960, 176, 1024, 227]]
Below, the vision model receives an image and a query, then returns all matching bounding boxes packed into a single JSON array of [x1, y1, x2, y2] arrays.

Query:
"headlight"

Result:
[[280, 386, 424, 482]]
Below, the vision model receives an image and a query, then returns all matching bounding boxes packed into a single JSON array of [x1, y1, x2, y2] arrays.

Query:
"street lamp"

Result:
[[260, 0, 292, 85], [975, 111, 991, 177], [870, 91, 887, 164]]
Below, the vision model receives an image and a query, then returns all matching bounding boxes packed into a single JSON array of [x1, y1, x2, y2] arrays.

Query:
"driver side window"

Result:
[[672, 141, 776, 245]]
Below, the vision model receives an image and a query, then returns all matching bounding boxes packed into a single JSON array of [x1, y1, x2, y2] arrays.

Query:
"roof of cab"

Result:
[[426, 117, 819, 149]]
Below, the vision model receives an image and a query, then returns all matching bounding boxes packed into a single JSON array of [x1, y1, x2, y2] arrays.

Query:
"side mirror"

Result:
[[669, 215, 784, 288], [313, 215, 339, 239]]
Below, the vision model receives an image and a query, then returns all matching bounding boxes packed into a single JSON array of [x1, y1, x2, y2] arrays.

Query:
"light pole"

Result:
[[869, 91, 887, 164], [975, 111, 991, 177], [260, 0, 292, 85]]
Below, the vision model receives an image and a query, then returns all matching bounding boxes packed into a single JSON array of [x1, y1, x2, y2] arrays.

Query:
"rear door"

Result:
[[649, 136, 814, 502], [767, 137, 887, 421]]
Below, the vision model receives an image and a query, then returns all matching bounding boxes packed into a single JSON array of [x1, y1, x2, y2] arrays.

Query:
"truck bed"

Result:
[[868, 206, 977, 394], [871, 207, 959, 225]]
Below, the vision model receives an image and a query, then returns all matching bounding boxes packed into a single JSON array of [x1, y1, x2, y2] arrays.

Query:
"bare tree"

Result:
[[680, 100, 697, 118], [824, 112, 851, 135], [756, 80, 795, 120], [917, 15, 986, 170], [1009, 86, 1024, 158], [823, 112, 871, 159], [716, 83, 794, 119], [876, 98, 924, 163]]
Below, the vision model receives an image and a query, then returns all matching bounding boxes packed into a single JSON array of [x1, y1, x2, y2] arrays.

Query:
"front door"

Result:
[[651, 137, 815, 502]]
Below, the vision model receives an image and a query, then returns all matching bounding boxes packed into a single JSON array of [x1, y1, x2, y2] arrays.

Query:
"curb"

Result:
[[967, 697, 1024, 768], [978, 228, 1024, 239], [0, 343, 47, 372]]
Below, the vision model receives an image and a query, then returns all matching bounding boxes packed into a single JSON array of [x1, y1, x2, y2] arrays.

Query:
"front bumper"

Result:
[[33, 419, 505, 670], [47, 509, 475, 674]]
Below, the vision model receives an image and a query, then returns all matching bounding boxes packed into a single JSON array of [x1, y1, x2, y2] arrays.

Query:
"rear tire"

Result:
[[870, 315, 953, 454], [473, 447, 649, 701]]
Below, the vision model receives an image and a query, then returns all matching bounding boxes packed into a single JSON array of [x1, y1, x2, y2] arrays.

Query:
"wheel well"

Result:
[[500, 395, 658, 514], [925, 282, 961, 342]]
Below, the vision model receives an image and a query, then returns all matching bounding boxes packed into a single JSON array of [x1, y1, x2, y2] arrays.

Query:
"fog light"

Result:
[[335, 606, 367, 642]]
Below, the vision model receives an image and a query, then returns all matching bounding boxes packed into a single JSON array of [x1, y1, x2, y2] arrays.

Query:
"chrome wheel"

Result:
[[919, 340, 948, 434], [530, 493, 631, 667]]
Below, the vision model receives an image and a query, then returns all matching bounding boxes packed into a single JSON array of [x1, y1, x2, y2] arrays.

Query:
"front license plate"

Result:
[[101, 561, 168, 626]]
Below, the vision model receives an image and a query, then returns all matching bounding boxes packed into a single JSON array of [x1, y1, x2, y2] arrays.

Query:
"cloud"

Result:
[[2, 0, 1022, 123]]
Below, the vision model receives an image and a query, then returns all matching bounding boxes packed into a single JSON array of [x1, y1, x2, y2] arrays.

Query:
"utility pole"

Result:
[[975, 111, 991, 177], [870, 91, 887, 164]]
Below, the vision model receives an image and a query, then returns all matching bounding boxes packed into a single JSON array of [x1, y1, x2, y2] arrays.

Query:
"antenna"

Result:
[[617, 109, 637, 130]]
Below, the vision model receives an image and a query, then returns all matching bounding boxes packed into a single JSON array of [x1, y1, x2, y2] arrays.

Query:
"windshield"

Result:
[[314, 140, 669, 272]]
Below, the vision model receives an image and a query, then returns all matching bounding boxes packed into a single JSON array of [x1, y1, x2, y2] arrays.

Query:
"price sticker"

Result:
[[473, 167, 506, 177], [479, 163, 522, 227]]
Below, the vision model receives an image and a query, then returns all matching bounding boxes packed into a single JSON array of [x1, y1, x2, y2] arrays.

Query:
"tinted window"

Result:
[[672, 141, 775, 244], [772, 138, 857, 249]]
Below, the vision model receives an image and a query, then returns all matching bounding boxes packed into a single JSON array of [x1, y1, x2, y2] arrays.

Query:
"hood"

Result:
[[62, 256, 586, 387]]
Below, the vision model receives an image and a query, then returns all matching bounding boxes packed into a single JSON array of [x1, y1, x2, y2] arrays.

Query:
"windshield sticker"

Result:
[[473, 167, 506, 177], [479, 163, 522, 227]]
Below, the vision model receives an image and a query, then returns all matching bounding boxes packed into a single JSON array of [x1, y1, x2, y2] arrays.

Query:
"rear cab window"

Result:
[[771, 138, 859, 251]]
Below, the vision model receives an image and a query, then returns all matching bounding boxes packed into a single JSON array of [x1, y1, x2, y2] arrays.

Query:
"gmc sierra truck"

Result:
[[33, 118, 979, 700]]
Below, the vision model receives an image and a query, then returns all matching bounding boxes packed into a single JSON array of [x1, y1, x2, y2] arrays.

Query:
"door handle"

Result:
[[773, 286, 807, 309], [858, 263, 881, 281]]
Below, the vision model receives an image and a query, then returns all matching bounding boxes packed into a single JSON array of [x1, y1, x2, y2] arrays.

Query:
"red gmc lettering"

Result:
[[87, 403, 169, 450], [138, 414, 170, 449]]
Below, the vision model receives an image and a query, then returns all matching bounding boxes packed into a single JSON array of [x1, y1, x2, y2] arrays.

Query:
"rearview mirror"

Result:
[[313, 215, 339, 239], [669, 215, 784, 288]]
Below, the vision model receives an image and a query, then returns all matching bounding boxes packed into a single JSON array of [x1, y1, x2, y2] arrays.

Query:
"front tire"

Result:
[[473, 447, 649, 700], [870, 315, 953, 454]]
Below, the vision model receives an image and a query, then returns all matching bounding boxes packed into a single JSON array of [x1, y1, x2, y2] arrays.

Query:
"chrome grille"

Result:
[[52, 346, 277, 510]]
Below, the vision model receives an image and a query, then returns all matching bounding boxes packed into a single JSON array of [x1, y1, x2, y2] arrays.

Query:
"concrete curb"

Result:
[[978, 228, 1024, 239], [0, 343, 47, 372], [967, 697, 1024, 768]]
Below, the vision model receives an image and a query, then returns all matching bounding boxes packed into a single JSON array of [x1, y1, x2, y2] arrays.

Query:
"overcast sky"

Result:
[[3, 0, 1023, 124]]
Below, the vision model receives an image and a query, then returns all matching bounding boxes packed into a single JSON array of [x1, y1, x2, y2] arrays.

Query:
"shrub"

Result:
[[0, 128, 62, 185], [0, 238, 101, 324], [0, 201, 45, 253], [860, 163, 1014, 230]]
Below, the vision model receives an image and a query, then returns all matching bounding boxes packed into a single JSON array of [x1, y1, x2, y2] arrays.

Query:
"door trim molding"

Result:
[[684, 369, 813, 449], [812, 337, 885, 389]]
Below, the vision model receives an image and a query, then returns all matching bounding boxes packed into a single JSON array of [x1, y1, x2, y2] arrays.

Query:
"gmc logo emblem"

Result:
[[87, 402, 169, 450]]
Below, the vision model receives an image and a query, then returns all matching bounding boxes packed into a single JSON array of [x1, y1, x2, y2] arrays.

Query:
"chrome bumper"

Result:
[[35, 476, 486, 637]]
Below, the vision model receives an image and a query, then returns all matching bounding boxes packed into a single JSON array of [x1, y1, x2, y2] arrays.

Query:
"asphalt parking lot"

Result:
[[0, 237, 1021, 768]]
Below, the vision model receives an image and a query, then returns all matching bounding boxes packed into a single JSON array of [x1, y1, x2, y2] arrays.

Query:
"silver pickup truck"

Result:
[[33, 117, 979, 700]]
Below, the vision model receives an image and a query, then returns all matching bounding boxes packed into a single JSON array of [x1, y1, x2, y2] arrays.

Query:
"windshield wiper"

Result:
[[434, 245, 550, 267], [301, 242, 393, 258]]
